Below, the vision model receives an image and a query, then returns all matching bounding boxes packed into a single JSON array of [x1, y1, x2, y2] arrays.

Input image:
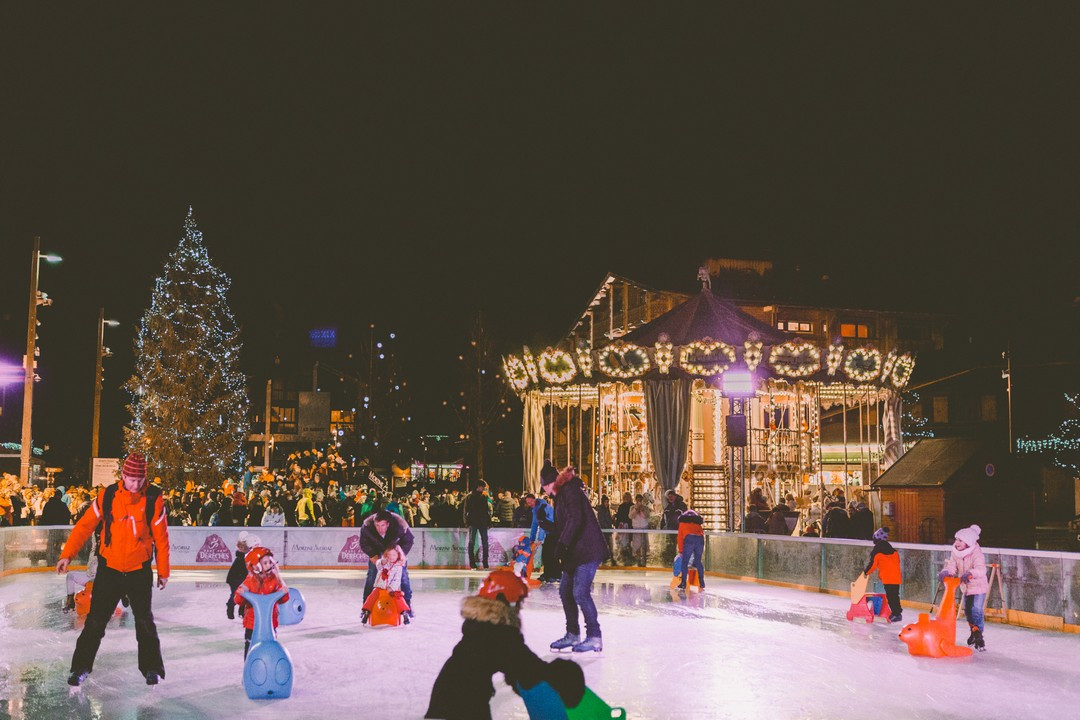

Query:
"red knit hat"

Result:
[[122, 453, 147, 481]]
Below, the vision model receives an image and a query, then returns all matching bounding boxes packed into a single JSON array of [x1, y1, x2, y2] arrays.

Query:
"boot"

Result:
[[572, 636, 603, 653], [972, 629, 985, 651], [549, 632, 581, 651], [360, 609, 370, 625], [63, 593, 75, 613], [966, 627, 978, 646], [144, 672, 160, 686], [68, 670, 90, 687]]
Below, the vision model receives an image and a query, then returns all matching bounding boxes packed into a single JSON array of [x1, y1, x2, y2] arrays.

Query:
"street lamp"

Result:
[[91, 308, 120, 459], [20, 237, 61, 485]]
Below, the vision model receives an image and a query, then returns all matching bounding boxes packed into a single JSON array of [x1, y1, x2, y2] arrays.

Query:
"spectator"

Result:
[[595, 495, 613, 530], [765, 508, 790, 535], [662, 490, 687, 530], [40, 489, 72, 526], [512, 496, 532, 528], [823, 500, 850, 539], [464, 481, 493, 570], [849, 502, 874, 541], [493, 490, 515, 526], [743, 505, 767, 533], [261, 503, 285, 527]]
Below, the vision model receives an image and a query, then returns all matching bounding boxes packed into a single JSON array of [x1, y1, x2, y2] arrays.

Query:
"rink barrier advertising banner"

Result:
[[2, 527, 1079, 630]]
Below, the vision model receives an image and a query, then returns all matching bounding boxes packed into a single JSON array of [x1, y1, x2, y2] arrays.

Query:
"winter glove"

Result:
[[960, 572, 972, 584], [937, 570, 950, 582], [226, 603, 235, 620]]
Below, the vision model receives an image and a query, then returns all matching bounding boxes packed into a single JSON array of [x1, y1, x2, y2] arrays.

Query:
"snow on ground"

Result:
[[1, 568, 1078, 719]]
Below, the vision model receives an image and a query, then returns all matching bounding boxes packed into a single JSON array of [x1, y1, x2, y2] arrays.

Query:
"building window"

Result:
[[932, 396, 949, 424], [777, 321, 813, 333], [840, 323, 871, 339], [981, 395, 998, 422]]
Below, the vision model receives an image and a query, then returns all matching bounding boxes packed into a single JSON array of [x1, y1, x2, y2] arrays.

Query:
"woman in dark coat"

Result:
[[543, 467, 609, 654]]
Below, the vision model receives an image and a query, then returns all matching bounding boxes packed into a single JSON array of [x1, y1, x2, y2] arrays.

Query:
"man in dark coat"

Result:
[[848, 502, 874, 540], [662, 491, 687, 530], [823, 501, 851, 539], [463, 481, 493, 569], [359, 509, 416, 613], [544, 467, 609, 654], [744, 506, 767, 533], [40, 491, 72, 525]]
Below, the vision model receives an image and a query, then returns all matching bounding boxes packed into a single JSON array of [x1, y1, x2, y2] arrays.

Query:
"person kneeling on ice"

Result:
[[676, 507, 705, 591], [361, 545, 411, 625], [938, 524, 989, 651], [235, 547, 290, 659], [864, 527, 903, 622], [425, 567, 585, 720], [226, 532, 260, 620]]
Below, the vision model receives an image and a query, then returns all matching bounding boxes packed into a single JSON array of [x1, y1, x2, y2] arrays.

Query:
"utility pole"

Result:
[[263, 379, 273, 468], [19, 237, 40, 485], [1002, 346, 1013, 453], [91, 308, 118, 459], [21, 237, 61, 484]]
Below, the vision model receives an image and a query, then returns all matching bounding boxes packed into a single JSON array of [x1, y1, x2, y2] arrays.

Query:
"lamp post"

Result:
[[20, 237, 62, 485], [91, 308, 120, 459]]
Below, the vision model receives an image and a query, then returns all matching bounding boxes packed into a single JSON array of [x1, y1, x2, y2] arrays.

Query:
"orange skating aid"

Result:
[[899, 576, 973, 658]]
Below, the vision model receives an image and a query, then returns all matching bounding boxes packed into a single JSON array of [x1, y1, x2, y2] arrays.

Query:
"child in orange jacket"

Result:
[[865, 527, 903, 622], [676, 509, 705, 590], [235, 547, 290, 658]]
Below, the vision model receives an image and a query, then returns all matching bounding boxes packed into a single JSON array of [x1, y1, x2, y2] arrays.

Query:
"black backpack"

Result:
[[96, 482, 164, 549]]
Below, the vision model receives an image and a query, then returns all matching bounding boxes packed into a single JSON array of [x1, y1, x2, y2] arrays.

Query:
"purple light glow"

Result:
[[0, 362, 26, 385]]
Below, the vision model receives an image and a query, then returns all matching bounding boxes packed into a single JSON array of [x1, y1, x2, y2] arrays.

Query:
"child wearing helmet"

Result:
[[360, 545, 411, 625], [425, 567, 585, 720], [234, 546, 290, 658]]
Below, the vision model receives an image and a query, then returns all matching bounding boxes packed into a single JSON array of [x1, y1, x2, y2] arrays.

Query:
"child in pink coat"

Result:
[[938, 524, 989, 651]]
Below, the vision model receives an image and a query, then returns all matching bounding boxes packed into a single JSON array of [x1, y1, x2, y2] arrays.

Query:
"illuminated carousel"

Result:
[[503, 278, 916, 531]]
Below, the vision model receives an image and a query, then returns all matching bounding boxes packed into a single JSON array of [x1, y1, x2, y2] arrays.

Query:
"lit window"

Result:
[[840, 323, 870, 338], [780, 321, 813, 333], [932, 396, 949, 424]]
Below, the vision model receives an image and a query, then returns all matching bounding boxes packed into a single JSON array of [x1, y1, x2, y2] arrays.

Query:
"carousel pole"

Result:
[[566, 401, 571, 468], [548, 388, 554, 460], [858, 389, 866, 496], [842, 384, 850, 504], [816, 385, 825, 529], [577, 384, 583, 478]]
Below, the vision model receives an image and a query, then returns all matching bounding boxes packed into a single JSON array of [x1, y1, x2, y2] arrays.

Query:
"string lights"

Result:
[[576, 346, 594, 378], [826, 343, 844, 376], [502, 355, 530, 391], [769, 341, 821, 378], [743, 337, 763, 372], [538, 348, 577, 384], [843, 347, 882, 383], [598, 341, 651, 379], [679, 338, 736, 376], [890, 353, 915, 388], [522, 346, 540, 383], [655, 334, 674, 374]]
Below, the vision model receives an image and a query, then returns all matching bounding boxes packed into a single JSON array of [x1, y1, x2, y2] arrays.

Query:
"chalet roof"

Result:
[[871, 438, 982, 488], [620, 287, 792, 347]]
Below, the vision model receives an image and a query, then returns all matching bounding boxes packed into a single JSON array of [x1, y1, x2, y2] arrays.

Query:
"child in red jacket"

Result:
[[676, 509, 705, 590], [234, 547, 290, 658], [865, 527, 903, 622]]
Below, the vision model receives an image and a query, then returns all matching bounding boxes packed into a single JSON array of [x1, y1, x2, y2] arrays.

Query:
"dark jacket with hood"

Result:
[[226, 549, 248, 609], [40, 494, 71, 525], [426, 595, 584, 720], [849, 504, 875, 541], [551, 473, 610, 568], [358, 511, 415, 558]]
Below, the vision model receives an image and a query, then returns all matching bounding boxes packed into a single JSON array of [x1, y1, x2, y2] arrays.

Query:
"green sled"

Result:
[[567, 687, 627, 720]]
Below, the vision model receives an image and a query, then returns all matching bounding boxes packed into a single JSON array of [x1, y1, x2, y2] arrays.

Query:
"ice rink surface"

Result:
[[1, 568, 1078, 720]]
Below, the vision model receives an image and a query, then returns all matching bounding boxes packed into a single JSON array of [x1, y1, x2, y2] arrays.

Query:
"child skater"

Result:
[[426, 567, 584, 720], [226, 532, 259, 620], [864, 526, 903, 622], [234, 546, 289, 659], [938, 524, 989, 651], [360, 545, 411, 625]]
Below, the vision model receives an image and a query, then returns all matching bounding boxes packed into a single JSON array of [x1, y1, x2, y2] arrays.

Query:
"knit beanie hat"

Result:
[[122, 453, 147, 482], [954, 524, 981, 547], [873, 527, 889, 541], [540, 459, 558, 487]]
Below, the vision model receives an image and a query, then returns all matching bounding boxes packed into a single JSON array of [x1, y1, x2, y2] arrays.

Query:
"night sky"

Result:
[[2, 6, 1078, 472]]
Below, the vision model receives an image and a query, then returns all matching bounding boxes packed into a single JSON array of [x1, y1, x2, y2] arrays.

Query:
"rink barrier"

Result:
[[4, 526, 1079, 632]]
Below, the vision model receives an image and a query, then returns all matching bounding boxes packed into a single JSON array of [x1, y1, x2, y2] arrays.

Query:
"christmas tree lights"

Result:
[[124, 209, 249, 488]]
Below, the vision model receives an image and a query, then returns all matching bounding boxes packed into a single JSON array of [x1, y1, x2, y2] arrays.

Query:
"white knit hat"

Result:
[[954, 524, 981, 547]]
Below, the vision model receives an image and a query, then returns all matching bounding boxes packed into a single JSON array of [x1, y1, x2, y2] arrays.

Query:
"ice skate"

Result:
[[67, 670, 89, 687], [967, 628, 977, 645], [402, 612, 410, 625], [360, 609, 370, 625], [972, 629, 985, 651], [888, 614, 903, 623], [572, 636, 603, 653], [549, 632, 580, 651], [144, 672, 160, 686], [63, 593, 75, 613]]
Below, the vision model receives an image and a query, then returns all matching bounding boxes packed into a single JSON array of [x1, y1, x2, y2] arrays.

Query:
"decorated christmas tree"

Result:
[[1017, 392, 1080, 476], [124, 209, 249, 488]]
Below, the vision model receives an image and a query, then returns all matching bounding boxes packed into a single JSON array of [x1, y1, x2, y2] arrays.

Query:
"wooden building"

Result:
[[872, 437, 1034, 547]]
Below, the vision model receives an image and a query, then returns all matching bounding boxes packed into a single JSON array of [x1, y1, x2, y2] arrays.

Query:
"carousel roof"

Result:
[[620, 287, 792, 347]]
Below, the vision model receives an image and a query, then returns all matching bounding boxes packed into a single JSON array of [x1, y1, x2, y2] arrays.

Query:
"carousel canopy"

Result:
[[502, 279, 917, 394], [620, 287, 791, 347]]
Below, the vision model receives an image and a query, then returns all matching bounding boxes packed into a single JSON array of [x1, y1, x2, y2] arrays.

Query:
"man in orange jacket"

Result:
[[56, 452, 170, 687]]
